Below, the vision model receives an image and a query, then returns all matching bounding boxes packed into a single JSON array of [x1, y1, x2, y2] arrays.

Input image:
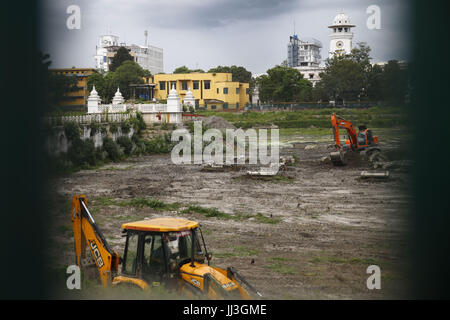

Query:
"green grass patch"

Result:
[[310, 256, 379, 265], [93, 197, 180, 211], [180, 205, 281, 224], [271, 257, 291, 262], [180, 205, 232, 219], [197, 107, 408, 130], [212, 245, 258, 259], [254, 213, 281, 224], [264, 263, 297, 275], [232, 245, 258, 256], [213, 252, 237, 259]]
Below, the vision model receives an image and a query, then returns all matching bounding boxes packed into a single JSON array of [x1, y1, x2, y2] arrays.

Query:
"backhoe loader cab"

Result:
[[120, 218, 208, 286], [71, 195, 261, 299]]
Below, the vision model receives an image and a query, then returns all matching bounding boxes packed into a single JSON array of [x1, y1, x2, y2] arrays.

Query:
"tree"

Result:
[[208, 65, 254, 98], [315, 56, 364, 102], [112, 60, 146, 100], [87, 60, 146, 103], [314, 43, 374, 102], [257, 66, 312, 103], [380, 60, 409, 105], [109, 47, 134, 72], [173, 65, 204, 73], [47, 72, 78, 111], [365, 64, 383, 101]]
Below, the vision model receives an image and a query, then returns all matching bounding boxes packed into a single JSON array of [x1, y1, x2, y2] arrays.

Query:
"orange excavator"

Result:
[[330, 113, 381, 166], [71, 194, 262, 299]]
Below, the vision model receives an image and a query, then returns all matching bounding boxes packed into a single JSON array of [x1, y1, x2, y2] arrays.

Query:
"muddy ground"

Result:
[[49, 129, 412, 299]]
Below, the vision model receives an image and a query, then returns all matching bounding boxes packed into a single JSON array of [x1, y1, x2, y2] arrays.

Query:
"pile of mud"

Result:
[[202, 116, 236, 130]]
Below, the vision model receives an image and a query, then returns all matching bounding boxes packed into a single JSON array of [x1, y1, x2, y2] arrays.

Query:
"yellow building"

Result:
[[49, 68, 97, 110], [148, 73, 250, 110]]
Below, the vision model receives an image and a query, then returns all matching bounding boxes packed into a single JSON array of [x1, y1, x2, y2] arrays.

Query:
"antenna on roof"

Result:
[[144, 30, 148, 47]]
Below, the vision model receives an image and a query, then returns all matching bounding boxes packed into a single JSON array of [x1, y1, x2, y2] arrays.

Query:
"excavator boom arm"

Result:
[[71, 195, 119, 287], [331, 113, 358, 149]]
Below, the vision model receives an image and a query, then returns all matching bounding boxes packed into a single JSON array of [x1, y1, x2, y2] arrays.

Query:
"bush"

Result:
[[89, 122, 101, 136], [116, 136, 134, 155], [132, 135, 147, 155], [121, 121, 131, 134], [64, 121, 81, 141], [67, 138, 96, 166], [110, 123, 119, 134], [103, 137, 121, 161], [144, 135, 173, 154]]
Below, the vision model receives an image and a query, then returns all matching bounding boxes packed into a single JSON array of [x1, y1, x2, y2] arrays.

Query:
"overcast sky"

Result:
[[41, 0, 412, 74]]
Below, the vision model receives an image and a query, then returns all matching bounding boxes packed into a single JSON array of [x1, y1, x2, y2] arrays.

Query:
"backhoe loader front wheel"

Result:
[[330, 150, 347, 166]]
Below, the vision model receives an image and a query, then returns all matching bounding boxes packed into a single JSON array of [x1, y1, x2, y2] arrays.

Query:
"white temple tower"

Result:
[[328, 11, 355, 58], [87, 86, 101, 113], [166, 84, 182, 123], [183, 87, 196, 108], [112, 87, 125, 105]]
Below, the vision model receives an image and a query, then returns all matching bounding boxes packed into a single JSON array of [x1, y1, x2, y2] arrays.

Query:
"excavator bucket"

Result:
[[330, 150, 347, 166]]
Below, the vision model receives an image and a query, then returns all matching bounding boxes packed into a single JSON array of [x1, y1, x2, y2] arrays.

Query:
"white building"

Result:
[[328, 12, 355, 58], [94, 34, 164, 75], [288, 36, 322, 68], [284, 11, 358, 87], [293, 66, 323, 87], [94, 35, 119, 72]]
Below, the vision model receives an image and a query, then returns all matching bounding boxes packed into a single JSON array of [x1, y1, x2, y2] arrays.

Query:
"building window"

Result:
[[236, 88, 239, 94], [217, 88, 219, 94], [309, 74, 314, 79], [193, 81, 199, 90], [223, 103, 228, 109], [160, 82, 165, 90], [246, 88, 250, 95], [223, 87, 228, 94], [236, 103, 240, 109], [211, 105, 216, 109], [170, 81, 177, 90], [181, 81, 188, 91], [204, 80, 211, 90]]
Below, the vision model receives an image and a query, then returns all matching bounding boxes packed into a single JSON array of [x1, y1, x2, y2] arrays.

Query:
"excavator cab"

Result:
[[330, 113, 380, 166]]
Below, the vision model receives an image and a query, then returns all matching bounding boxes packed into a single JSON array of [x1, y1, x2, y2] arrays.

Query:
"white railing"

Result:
[[97, 104, 127, 113], [135, 103, 167, 113], [43, 111, 136, 126]]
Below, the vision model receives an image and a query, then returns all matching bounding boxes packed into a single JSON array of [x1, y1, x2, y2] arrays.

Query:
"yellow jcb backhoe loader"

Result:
[[71, 194, 262, 299]]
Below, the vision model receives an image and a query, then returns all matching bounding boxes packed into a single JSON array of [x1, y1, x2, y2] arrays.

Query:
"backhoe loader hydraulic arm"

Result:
[[71, 195, 119, 287]]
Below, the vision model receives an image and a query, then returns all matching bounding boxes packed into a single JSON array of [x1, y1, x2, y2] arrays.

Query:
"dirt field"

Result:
[[49, 128, 412, 299]]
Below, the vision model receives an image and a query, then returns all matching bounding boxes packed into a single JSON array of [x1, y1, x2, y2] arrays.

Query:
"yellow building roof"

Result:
[[121, 217, 198, 232]]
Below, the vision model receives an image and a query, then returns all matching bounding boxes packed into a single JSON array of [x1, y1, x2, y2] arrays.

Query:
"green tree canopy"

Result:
[[380, 60, 409, 105], [208, 65, 252, 83], [314, 43, 409, 104], [109, 47, 134, 72], [314, 42, 374, 102], [257, 66, 312, 103], [88, 60, 145, 102], [114, 60, 145, 99], [208, 65, 254, 97], [173, 65, 205, 73]]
